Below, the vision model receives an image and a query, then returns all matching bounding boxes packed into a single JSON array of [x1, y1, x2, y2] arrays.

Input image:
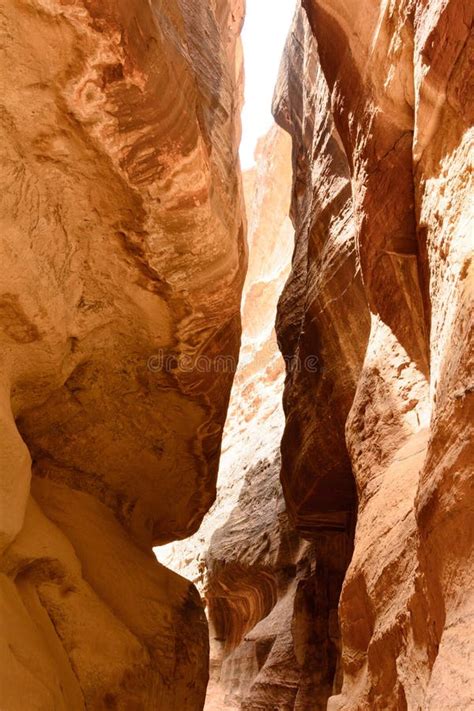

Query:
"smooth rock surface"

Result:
[[0, 1, 245, 708]]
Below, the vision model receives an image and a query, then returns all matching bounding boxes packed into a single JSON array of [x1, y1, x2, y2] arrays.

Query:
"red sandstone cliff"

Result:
[[0, 1, 245, 708], [163, 4, 472, 707], [274, 1, 473, 709]]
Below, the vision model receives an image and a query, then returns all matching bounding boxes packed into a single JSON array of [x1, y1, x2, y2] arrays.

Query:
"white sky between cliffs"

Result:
[[239, 0, 296, 170]]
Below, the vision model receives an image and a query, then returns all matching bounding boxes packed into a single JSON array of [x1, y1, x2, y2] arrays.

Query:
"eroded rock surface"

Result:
[[0, 1, 245, 708], [274, 1, 473, 709]]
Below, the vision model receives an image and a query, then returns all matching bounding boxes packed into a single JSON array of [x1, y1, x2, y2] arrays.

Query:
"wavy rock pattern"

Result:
[[0, 1, 245, 708], [275, 1, 473, 709]]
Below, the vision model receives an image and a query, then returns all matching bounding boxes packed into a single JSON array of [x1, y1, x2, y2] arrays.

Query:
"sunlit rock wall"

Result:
[[275, 1, 473, 709], [0, 1, 245, 708]]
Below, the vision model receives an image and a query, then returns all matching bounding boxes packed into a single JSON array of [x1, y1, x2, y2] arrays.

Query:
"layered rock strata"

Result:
[[0, 1, 245, 708], [274, 1, 473, 709]]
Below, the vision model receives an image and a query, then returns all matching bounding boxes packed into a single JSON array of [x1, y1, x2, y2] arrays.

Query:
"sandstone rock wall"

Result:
[[274, 1, 473, 709], [0, 1, 245, 708]]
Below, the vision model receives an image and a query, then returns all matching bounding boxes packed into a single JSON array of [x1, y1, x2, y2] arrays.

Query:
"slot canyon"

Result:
[[0, 0, 472, 709]]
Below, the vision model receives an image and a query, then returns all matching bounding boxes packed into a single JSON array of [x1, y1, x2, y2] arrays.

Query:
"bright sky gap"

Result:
[[239, 0, 296, 170]]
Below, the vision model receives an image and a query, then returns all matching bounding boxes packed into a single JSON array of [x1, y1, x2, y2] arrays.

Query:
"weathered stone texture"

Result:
[[274, 1, 473, 709], [0, 1, 245, 708]]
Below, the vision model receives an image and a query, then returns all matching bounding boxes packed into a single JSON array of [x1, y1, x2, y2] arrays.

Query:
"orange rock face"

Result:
[[274, 1, 473, 709], [0, 1, 245, 708]]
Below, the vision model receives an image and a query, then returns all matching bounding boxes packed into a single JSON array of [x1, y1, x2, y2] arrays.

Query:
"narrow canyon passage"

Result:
[[0, 1, 472, 711]]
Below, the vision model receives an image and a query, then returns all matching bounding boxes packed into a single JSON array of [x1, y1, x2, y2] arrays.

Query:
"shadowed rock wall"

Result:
[[274, 1, 473, 709]]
